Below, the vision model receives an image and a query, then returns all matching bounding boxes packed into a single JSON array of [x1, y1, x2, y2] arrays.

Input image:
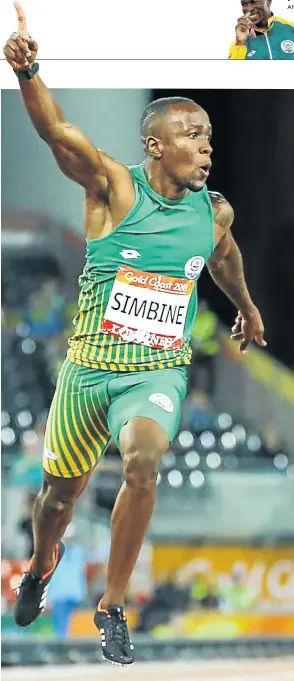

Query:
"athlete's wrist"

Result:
[[239, 302, 256, 318], [13, 62, 39, 80]]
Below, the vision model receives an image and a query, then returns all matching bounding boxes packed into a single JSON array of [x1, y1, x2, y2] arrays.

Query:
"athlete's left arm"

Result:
[[207, 193, 267, 353]]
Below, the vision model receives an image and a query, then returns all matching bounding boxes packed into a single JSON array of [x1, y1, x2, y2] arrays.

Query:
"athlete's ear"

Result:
[[145, 136, 163, 160]]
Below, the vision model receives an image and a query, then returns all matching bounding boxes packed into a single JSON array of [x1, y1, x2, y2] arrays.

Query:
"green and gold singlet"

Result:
[[44, 165, 215, 478], [67, 164, 214, 372]]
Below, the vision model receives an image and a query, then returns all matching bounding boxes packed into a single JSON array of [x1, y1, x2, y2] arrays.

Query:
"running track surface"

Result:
[[2, 659, 294, 681]]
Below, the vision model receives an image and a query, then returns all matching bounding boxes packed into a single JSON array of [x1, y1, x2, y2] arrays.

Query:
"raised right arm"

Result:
[[3, 3, 128, 196], [18, 74, 109, 192]]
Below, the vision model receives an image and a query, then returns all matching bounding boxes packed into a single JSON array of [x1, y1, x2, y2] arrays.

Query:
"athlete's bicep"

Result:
[[48, 122, 109, 192], [207, 230, 234, 271], [209, 193, 235, 234], [207, 196, 235, 271]]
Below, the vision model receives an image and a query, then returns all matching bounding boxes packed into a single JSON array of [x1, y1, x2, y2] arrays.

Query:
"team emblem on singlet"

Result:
[[184, 256, 205, 280], [281, 40, 294, 53], [101, 266, 194, 350]]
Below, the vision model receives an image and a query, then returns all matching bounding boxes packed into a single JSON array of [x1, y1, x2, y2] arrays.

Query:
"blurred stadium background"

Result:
[[1, 89, 294, 679]]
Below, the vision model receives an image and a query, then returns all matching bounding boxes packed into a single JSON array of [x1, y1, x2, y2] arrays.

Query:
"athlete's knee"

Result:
[[37, 474, 80, 517], [40, 487, 75, 518], [120, 417, 169, 491]]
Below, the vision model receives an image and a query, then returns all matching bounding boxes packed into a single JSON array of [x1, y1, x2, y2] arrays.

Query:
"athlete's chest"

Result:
[[246, 29, 294, 59], [87, 203, 213, 281]]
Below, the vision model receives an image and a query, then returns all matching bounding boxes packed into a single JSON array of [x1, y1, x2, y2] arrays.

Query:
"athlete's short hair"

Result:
[[140, 96, 196, 141]]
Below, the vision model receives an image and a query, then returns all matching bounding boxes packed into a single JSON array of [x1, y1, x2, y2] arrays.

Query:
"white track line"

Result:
[[2, 660, 294, 680], [173, 675, 294, 681]]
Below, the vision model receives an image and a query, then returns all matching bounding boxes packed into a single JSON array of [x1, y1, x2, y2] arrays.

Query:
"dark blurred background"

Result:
[[153, 90, 294, 369]]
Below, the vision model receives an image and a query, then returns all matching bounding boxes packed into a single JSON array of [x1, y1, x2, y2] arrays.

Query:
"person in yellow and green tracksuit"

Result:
[[229, 0, 294, 60], [220, 569, 256, 611]]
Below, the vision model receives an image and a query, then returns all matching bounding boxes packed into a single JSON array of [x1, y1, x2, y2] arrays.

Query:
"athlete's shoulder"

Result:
[[274, 15, 294, 28], [208, 190, 228, 204], [209, 192, 234, 229], [127, 163, 144, 178]]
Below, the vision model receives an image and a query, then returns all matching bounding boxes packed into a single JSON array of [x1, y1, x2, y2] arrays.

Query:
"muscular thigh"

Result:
[[107, 367, 188, 447], [44, 360, 111, 478]]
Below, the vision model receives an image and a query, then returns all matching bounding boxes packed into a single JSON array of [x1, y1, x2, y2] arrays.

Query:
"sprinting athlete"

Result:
[[4, 3, 267, 667], [229, 0, 294, 60]]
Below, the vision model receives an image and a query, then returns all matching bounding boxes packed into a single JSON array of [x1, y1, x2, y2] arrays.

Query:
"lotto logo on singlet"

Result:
[[184, 256, 205, 280], [120, 249, 141, 259], [101, 266, 194, 351], [149, 393, 174, 413]]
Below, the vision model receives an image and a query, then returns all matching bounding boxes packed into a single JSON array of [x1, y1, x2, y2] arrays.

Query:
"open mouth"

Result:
[[199, 164, 211, 178]]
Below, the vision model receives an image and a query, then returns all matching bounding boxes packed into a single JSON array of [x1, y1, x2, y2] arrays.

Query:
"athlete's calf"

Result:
[[100, 416, 169, 608], [31, 470, 91, 575]]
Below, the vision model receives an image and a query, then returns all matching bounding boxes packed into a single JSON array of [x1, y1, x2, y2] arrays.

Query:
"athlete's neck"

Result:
[[256, 11, 273, 29], [143, 160, 189, 201]]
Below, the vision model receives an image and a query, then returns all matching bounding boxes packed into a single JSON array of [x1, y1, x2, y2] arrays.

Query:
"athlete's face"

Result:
[[240, 0, 272, 25], [148, 104, 213, 193]]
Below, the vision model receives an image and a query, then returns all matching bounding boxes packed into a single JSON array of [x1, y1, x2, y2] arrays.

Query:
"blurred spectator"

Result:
[[9, 413, 47, 488], [48, 523, 88, 639], [135, 571, 191, 633], [190, 571, 220, 610], [189, 299, 219, 395], [181, 390, 216, 433], [22, 278, 65, 339], [18, 492, 36, 559], [22, 277, 67, 376], [219, 567, 257, 611]]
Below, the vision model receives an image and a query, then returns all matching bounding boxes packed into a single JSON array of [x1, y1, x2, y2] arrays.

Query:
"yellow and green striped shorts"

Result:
[[43, 359, 187, 478]]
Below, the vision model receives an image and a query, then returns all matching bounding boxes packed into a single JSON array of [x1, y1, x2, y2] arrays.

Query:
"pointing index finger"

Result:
[[14, 1, 28, 36]]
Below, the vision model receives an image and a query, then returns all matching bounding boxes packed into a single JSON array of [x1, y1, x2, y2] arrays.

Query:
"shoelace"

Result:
[[13, 572, 42, 593], [109, 612, 129, 649], [14, 546, 59, 594]]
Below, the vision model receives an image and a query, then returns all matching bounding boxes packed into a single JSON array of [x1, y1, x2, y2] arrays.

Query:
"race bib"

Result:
[[101, 266, 194, 350]]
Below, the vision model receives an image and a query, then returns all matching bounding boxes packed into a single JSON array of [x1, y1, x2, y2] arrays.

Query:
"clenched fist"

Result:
[[3, 2, 38, 71]]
